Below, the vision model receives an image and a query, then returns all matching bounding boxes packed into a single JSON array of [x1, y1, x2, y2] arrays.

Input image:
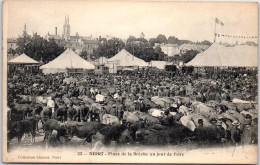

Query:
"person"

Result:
[[230, 120, 241, 145], [194, 119, 206, 144], [47, 96, 55, 114], [241, 119, 254, 145]]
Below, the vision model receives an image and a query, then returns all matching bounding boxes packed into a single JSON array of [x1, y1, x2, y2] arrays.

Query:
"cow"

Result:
[[191, 101, 216, 119], [42, 119, 68, 146], [148, 108, 164, 118], [118, 129, 133, 144], [8, 119, 36, 144], [12, 103, 34, 119], [101, 114, 120, 125], [40, 106, 52, 124], [54, 105, 67, 122], [95, 124, 128, 145], [65, 121, 106, 142], [133, 111, 160, 124], [123, 111, 140, 125]]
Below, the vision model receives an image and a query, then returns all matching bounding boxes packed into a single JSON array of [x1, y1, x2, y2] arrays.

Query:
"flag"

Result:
[[215, 18, 224, 26]]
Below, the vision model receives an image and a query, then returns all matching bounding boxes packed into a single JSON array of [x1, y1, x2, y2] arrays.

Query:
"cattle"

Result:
[[12, 103, 34, 119], [136, 129, 168, 145], [118, 129, 133, 144], [191, 102, 217, 118], [190, 114, 211, 127], [95, 124, 127, 145], [91, 132, 106, 150], [123, 111, 140, 125], [136, 123, 194, 145], [148, 108, 164, 118], [101, 114, 120, 125], [42, 119, 68, 145], [178, 105, 190, 116], [67, 106, 77, 121], [65, 121, 106, 142], [128, 121, 148, 141], [194, 123, 226, 145], [175, 96, 192, 106], [133, 111, 160, 124], [54, 105, 67, 122], [8, 119, 36, 143], [40, 106, 52, 123], [36, 96, 51, 105], [180, 116, 196, 131]]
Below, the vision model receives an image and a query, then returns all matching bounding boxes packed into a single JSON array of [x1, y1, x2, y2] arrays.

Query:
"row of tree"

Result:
[[8, 34, 65, 63], [90, 37, 168, 62], [9, 33, 207, 64]]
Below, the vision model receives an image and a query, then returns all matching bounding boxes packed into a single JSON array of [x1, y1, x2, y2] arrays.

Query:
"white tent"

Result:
[[40, 48, 95, 74], [107, 49, 148, 67], [150, 61, 173, 69], [186, 43, 258, 67], [8, 53, 39, 64]]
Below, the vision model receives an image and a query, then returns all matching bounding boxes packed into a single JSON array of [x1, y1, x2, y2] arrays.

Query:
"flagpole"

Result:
[[214, 19, 217, 43]]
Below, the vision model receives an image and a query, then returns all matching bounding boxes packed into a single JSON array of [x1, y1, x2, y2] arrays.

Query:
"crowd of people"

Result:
[[7, 67, 258, 147]]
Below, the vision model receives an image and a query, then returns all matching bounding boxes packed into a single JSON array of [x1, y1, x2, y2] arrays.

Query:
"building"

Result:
[[7, 38, 18, 51], [179, 43, 210, 54], [7, 24, 29, 51], [63, 15, 70, 41], [154, 43, 180, 56], [140, 32, 145, 39], [45, 15, 99, 54]]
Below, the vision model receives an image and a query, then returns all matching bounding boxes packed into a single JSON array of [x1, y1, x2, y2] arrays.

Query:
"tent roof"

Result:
[[8, 53, 39, 64], [40, 48, 95, 69], [186, 43, 258, 67], [107, 49, 148, 67]]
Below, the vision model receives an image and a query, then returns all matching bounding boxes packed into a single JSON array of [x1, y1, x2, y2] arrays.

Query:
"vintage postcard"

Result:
[[2, 0, 258, 163]]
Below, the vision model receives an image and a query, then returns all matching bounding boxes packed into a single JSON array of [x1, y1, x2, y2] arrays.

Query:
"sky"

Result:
[[5, 0, 258, 43]]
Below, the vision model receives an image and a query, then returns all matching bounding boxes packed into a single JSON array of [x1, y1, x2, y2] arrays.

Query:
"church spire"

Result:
[[67, 14, 69, 25], [24, 23, 27, 32], [64, 15, 67, 25]]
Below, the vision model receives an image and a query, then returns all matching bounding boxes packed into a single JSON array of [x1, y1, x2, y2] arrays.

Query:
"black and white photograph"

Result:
[[2, 0, 258, 163]]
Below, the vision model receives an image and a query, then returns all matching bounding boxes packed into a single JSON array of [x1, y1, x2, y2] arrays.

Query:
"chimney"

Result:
[[55, 27, 57, 35]]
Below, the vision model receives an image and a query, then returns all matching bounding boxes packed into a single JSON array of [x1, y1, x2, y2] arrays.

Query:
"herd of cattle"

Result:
[[7, 90, 257, 149]]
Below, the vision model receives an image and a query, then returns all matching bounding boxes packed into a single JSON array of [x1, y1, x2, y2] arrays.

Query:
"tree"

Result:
[[79, 50, 89, 60], [16, 34, 65, 63], [154, 46, 167, 61], [181, 50, 199, 63], [156, 34, 167, 44], [93, 38, 125, 59], [168, 36, 179, 44], [8, 48, 17, 55], [199, 40, 212, 46], [148, 38, 158, 47], [126, 36, 136, 43]]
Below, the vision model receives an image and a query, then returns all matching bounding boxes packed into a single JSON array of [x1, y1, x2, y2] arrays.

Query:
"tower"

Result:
[[22, 23, 28, 37], [63, 15, 70, 41], [140, 32, 145, 39]]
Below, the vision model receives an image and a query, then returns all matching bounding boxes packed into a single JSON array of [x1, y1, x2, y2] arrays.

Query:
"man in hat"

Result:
[[194, 119, 206, 144], [241, 118, 254, 145], [230, 120, 241, 145], [216, 120, 226, 143], [108, 104, 118, 117]]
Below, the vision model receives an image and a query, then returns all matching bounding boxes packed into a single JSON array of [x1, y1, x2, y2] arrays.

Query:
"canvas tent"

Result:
[[107, 49, 149, 67], [8, 53, 39, 64], [186, 43, 258, 67], [8, 53, 40, 73], [40, 48, 95, 74]]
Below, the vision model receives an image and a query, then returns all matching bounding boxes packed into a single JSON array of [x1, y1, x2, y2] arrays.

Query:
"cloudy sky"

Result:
[[5, 0, 258, 42]]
